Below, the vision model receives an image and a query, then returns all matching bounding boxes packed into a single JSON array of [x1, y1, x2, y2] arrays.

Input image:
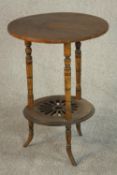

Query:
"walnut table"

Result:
[[8, 12, 108, 166]]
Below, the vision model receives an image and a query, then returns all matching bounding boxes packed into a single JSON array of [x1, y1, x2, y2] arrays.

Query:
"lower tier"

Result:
[[23, 95, 95, 126]]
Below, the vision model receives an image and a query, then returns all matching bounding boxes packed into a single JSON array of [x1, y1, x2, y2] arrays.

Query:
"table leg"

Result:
[[23, 41, 34, 147], [76, 123, 82, 136], [64, 43, 77, 166], [75, 42, 82, 136], [23, 120, 34, 147]]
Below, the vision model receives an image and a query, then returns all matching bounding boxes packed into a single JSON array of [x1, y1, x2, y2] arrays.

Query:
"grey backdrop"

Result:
[[0, 0, 117, 175]]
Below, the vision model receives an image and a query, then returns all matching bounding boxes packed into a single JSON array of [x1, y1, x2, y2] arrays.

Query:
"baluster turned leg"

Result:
[[75, 42, 82, 136], [23, 41, 34, 147], [64, 43, 77, 166]]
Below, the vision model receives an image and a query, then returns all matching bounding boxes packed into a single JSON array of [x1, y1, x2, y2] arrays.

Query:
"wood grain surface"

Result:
[[8, 12, 108, 43]]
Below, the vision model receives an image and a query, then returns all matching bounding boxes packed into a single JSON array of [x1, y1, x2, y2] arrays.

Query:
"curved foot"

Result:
[[76, 123, 82, 136], [66, 146, 77, 166], [23, 121, 34, 147], [66, 125, 77, 166]]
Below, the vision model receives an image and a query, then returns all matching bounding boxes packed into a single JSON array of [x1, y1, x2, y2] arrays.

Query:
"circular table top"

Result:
[[8, 12, 108, 43]]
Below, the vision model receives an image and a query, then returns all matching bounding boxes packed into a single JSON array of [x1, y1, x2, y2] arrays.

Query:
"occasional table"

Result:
[[8, 12, 108, 166]]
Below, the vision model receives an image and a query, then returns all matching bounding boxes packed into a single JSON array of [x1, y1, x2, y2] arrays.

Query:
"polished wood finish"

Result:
[[75, 42, 82, 136], [8, 12, 108, 43], [8, 13, 108, 166], [64, 43, 72, 120], [64, 43, 77, 166], [25, 41, 34, 107], [23, 41, 34, 147]]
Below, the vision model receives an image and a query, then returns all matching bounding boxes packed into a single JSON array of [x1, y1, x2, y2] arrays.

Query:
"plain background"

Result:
[[0, 0, 117, 175]]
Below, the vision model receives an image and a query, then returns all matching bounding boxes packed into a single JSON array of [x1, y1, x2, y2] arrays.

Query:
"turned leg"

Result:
[[75, 42, 82, 136], [64, 43, 77, 166], [23, 41, 34, 147]]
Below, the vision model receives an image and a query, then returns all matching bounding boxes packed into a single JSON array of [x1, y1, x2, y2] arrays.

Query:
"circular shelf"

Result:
[[23, 95, 95, 126]]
